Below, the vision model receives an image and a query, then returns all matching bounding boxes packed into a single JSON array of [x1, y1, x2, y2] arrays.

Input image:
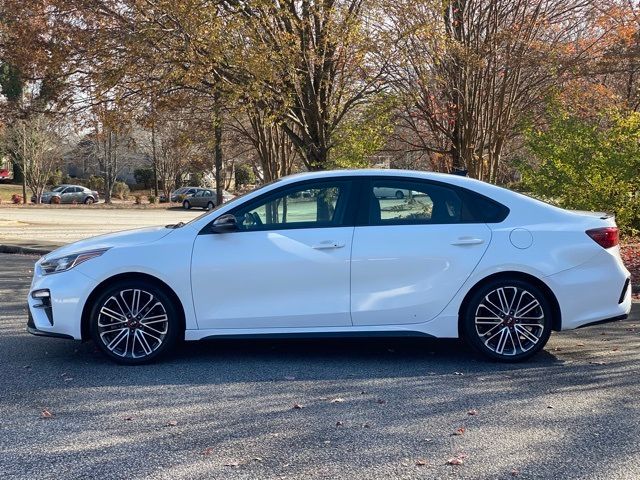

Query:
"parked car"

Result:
[[32, 185, 99, 204], [182, 188, 235, 210], [27, 169, 631, 364], [373, 186, 411, 199], [159, 187, 199, 203]]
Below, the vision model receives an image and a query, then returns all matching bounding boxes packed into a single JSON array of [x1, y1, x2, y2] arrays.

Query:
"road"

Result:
[[1, 253, 639, 480], [0, 207, 200, 246]]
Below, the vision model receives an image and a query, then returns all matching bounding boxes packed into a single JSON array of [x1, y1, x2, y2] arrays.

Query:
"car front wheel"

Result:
[[89, 281, 180, 365], [183, 200, 191, 209], [206, 201, 214, 210], [84, 197, 94, 205], [461, 279, 552, 362]]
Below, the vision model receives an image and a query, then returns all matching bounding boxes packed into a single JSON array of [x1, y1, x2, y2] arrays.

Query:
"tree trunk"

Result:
[[213, 95, 223, 206]]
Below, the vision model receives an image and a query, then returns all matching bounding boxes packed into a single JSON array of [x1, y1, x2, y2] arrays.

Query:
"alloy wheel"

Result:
[[97, 288, 169, 359], [474, 286, 545, 356]]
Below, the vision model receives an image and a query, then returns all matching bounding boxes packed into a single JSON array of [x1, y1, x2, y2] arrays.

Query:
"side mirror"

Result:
[[210, 213, 238, 234]]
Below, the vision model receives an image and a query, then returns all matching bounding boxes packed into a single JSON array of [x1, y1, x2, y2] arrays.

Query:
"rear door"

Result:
[[351, 177, 492, 326]]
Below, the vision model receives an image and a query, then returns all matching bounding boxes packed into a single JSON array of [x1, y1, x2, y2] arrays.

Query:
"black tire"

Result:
[[89, 280, 180, 365], [84, 197, 94, 205], [206, 201, 214, 210], [183, 200, 191, 210], [395, 190, 405, 199], [461, 278, 553, 362]]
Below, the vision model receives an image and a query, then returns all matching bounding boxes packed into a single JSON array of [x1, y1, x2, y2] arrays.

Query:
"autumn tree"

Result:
[[386, 0, 609, 181]]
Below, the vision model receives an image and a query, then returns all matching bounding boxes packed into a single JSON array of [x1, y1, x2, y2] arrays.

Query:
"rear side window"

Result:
[[366, 179, 508, 225]]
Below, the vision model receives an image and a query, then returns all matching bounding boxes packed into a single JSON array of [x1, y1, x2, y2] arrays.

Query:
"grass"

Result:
[[0, 183, 25, 203]]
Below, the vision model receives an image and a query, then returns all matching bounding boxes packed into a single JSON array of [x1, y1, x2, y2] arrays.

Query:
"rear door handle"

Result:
[[312, 241, 346, 250], [450, 237, 485, 246]]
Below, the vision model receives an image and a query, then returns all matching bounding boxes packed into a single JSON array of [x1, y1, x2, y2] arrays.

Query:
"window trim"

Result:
[[357, 176, 510, 227], [199, 177, 360, 235]]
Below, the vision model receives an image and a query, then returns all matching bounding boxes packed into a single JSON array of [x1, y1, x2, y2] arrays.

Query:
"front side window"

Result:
[[232, 180, 350, 231]]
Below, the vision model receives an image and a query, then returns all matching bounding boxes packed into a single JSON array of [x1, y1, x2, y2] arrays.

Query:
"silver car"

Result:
[[33, 185, 100, 204], [182, 188, 235, 210]]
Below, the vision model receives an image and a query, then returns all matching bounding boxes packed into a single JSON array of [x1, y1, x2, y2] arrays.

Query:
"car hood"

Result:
[[42, 226, 174, 260]]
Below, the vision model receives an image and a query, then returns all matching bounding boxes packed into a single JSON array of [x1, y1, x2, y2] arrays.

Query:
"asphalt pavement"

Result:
[[1, 253, 639, 480]]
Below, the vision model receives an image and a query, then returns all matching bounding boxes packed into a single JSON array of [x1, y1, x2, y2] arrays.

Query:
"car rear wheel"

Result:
[[183, 200, 191, 209], [89, 281, 180, 365], [461, 278, 552, 362]]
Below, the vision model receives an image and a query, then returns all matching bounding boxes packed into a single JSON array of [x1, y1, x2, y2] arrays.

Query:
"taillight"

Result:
[[586, 227, 619, 249]]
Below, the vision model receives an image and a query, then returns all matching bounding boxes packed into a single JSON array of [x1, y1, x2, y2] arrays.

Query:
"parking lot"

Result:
[[1, 252, 639, 480]]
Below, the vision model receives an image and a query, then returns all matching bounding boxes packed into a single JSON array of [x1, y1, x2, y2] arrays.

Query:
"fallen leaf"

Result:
[[124, 416, 134, 421], [415, 458, 428, 466], [41, 409, 53, 418], [253, 457, 263, 462], [576, 342, 585, 346], [224, 461, 240, 468], [511, 469, 519, 476], [547, 405, 554, 409], [452, 427, 465, 436], [166, 420, 178, 426], [330, 398, 345, 404], [336, 421, 344, 427], [292, 403, 304, 409], [201, 447, 214, 456], [467, 409, 477, 416], [447, 457, 464, 465]]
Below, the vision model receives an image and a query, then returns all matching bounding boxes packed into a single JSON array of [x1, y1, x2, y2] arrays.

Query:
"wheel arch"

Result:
[[81, 272, 187, 341], [457, 271, 562, 335]]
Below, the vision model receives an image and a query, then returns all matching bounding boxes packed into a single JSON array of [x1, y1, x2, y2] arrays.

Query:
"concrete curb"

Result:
[[0, 244, 55, 255]]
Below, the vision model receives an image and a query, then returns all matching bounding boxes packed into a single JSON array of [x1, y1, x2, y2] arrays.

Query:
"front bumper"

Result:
[[27, 264, 98, 340], [27, 310, 74, 339]]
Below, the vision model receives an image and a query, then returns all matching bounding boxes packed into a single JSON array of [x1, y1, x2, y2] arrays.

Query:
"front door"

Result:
[[351, 178, 492, 326], [191, 179, 355, 330]]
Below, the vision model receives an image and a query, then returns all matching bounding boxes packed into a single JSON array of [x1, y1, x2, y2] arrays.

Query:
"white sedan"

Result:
[[27, 170, 632, 364]]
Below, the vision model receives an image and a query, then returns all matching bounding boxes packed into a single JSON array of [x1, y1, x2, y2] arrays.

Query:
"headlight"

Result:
[[40, 248, 110, 275]]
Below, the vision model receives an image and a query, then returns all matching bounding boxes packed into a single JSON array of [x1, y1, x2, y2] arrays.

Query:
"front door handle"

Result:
[[312, 241, 346, 250], [450, 237, 485, 246]]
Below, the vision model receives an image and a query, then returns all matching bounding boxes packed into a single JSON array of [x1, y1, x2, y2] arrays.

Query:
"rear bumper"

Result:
[[546, 249, 632, 330]]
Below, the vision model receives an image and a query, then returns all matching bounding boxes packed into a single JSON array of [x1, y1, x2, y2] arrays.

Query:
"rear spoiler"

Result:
[[568, 209, 614, 221]]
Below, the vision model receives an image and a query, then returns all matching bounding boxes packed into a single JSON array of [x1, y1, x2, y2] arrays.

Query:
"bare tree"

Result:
[[4, 115, 62, 203]]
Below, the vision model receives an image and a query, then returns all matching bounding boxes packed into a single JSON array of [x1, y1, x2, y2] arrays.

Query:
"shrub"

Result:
[[235, 163, 256, 188], [48, 170, 63, 187], [148, 194, 157, 204], [134, 168, 154, 189], [113, 181, 130, 200], [134, 194, 144, 205], [11, 194, 23, 204], [522, 109, 640, 235], [88, 175, 105, 192]]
